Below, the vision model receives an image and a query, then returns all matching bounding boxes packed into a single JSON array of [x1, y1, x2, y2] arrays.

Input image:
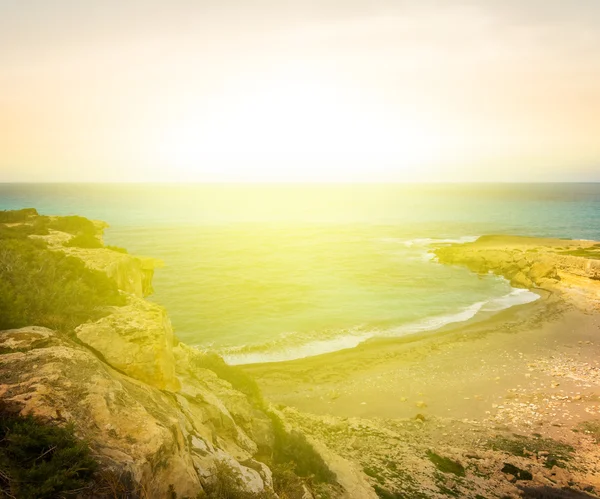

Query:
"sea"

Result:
[[1, 183, 599, 364]]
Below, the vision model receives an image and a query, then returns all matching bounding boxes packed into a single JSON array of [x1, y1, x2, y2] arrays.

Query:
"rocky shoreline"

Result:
[[248, 236, 600, 498]]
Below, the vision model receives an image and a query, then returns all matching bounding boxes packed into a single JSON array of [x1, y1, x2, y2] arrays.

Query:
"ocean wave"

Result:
[[219, 287, 539, 365], [223, 332, 374, 365], [480, 288, 540, 311], [403, 236, 480, 248], [384, 301, 486, 336]]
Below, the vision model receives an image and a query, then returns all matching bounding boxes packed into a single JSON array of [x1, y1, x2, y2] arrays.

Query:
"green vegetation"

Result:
[[270, 463, 310, 499], [191, 352, 334, 493], [64, 232, 103, 248], [269, 411, 335, 484], [0, 406, 97, 499], [0, 214, 125, 332], [558, 244, 600, 260], [488, 434, 573, 469], [520, 486, 597, 498], [0, 208, 39, 223], [426, 451, 465, 477], [501, 463, 532, 481], [47, 215, 97, 236], [199, 461, 274, 498], [106, 245, 128, 254]]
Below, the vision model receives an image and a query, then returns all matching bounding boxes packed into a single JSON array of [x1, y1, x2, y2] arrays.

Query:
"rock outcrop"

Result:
[[0, 215, 360, 498], [32, 227, 162, 297], [435, 235, 600, 307]]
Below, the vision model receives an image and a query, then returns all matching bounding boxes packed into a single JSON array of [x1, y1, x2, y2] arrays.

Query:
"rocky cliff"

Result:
[[0, 214, 367, 498]]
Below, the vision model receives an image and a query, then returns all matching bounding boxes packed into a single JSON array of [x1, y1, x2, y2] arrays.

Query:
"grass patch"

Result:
[[426, 451, 465, 477], [488, 434, 573, 469], [558, 245, 600, 260]]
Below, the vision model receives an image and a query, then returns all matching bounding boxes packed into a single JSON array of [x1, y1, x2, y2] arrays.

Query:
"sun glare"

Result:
[[157, 70, 444, 181]]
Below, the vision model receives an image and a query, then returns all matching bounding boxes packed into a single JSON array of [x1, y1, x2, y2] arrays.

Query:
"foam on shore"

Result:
[[222, 287, 540, 365]]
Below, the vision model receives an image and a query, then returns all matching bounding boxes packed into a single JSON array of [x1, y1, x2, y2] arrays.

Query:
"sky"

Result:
[[1, 0, 599, 182]]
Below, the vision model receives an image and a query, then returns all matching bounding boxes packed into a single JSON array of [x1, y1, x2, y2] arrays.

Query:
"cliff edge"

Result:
[[0, 210, 370, 499]]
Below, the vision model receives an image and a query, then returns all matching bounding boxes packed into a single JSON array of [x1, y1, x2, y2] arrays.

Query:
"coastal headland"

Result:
[[1, 209, 600, 498]]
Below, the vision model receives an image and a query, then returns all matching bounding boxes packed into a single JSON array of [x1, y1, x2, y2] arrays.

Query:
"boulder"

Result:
[[76, 296, 180, 392]]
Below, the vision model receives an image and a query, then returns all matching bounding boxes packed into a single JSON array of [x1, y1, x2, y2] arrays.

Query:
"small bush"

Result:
[[426, 451, 465, 477], [0, 407, 97, 498], [48, 215, 97, 236], [65, 233, 104, 249], [0, 208, 39, 223], [501, 463, 532, 481], [106, 245, 128, 254], [271, 463, 307, 499], [269, 411, 335, 484], [0, 234, 125, 331]]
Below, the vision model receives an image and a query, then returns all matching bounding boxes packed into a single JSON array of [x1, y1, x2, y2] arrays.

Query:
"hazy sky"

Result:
[[1, 0, 599, 182]]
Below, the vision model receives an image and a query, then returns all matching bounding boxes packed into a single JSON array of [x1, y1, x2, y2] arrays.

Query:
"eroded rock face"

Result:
[[0, 327, 202, 497], [0, 326, 291, 498], [75, 296, 180, 392]]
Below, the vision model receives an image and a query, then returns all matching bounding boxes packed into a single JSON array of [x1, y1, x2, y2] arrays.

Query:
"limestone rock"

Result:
[[76, 296, 180, 392], [0, 327, 202, 498]]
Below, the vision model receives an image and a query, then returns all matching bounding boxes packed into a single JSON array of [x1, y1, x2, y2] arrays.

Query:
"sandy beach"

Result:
[[245, 292, 600, 425]]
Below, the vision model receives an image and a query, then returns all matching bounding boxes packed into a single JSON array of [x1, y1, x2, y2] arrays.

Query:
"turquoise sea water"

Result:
[[1, 183, 599, 363]]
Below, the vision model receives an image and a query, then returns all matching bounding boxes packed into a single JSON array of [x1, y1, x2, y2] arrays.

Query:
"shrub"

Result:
[[106, 245, 128, 254], [426, 451, 465, 477], [0, 208, 39, 223], [0, 234, 125, 331], [48, 215, 97, 236], [200, 461, 274, 498], [269, 411, 335, 484], [0, 406, 97, 498], [271, 463, 307, 499], [65, 233, 104, 249]]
